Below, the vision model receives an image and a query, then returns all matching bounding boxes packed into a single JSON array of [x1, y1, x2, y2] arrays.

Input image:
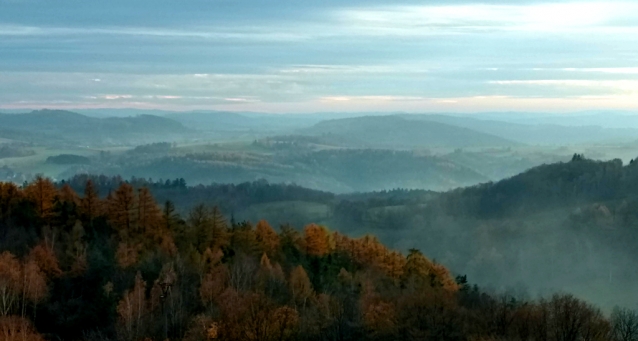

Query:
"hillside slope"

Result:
[[0, 109, 191, 145], [300, 115, 519, 149], [92, 148, 488, 193], [404, 114, 638, 145]]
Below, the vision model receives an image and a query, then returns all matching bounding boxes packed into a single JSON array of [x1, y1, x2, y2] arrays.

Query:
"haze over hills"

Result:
[[6, 0, 638, 338], [2, 108, 637, 191], [5, 108, 638, 145], [0, 109, 192, 146], [3, 107, 638, 322], [81, 147, 488, 193], [57, 155, 638, 310], [164, 111, 319, 132], [297, 115, 519, 149], [404, 114, 638, 145], [472, 111, 638, 129]]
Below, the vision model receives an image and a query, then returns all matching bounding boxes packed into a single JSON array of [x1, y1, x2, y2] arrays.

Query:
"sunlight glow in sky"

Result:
[[1, 0, 637, 112]]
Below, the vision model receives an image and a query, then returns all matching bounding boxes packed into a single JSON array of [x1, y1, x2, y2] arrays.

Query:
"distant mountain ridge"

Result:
[[403, 114, 638, 145], [0, 109, 191, 146], [164, 111, 320, 132], [298, 115, 519, 149]]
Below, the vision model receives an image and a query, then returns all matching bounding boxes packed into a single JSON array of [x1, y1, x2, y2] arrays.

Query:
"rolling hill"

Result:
[[298, 115, 519, 149], [0, 109, 192, 146], [96, 148, 489, 193], [403, 114, 638, 145], [165, 111, 319, 132]]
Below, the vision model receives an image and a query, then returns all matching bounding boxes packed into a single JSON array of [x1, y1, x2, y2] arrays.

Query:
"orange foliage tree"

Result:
[[108, 183, 137, 235], [117, 272, 149, 341], [303, 224, 331, 257], [24, 176, 56, 221], [0, 316, 45, 341], [255, 220, 280, 258], [80, 179, 101, 225]]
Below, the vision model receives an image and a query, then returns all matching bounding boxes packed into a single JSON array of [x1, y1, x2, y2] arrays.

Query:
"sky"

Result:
[[1, 0, 638, 113]]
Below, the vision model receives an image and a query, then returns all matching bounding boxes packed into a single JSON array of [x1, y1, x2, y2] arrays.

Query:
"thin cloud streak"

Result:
[[1, 1, 638, 111]]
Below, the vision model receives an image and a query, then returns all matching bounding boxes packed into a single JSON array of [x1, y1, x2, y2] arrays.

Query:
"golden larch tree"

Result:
[[289, 265, 313, 309], [58, 184, 78, 206], [27, 244, 62, 278], [255, 220, 280, 257], [199, 264, 228, 311], [136, 187, 161, 235], [24, 176, 56, 221], [108, 183, 137, 236], [115, 242, 140, 269], [303, 224, 331, 257], [80, 179, 101, 225], [270, 306, 299, 341], [360, 280, 396, 337]]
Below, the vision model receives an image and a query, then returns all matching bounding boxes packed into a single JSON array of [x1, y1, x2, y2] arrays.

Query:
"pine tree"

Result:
[[80, 179, 101, 225], [209, 206, 229, 250], [108, 183, 137, 236], [188, 204, 212, 254], [136, 187, 161, 235], [0, 182, 22, 222], [231, 221, 259, 256]]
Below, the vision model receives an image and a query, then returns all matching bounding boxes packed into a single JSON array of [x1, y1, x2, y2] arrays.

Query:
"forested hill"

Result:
[[0, 110, 191, 146], [298, 115, 519, 149], [62, 155, 636, 222], [0, 177, 627, 341], [435, 154, 630, 218], [50, 156, 638, 312]]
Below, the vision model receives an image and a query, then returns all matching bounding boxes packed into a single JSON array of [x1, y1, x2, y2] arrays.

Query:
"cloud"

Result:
[[278, 64, 429, 75], [334, 1, 638, 36], [562, 68, 638, 74], [319, 95, 427, 102], [490, 80, 638, 93], [0, 24, 310, 42], [1, 1, 638, 112], [103, 95, 133, 100]]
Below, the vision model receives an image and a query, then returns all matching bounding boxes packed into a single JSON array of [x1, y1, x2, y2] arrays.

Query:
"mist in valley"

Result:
[[2, 109, 638, 311], [4, 1, 638, 339]]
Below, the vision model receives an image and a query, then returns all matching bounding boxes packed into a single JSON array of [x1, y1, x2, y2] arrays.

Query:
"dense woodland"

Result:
[[56, 156, 638, 297], [79, 146, 489, 193], [2, 176, 637, 341]]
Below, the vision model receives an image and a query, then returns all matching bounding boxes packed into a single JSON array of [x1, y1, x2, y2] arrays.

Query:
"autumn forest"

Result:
[[0, 175, 635, 341]]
